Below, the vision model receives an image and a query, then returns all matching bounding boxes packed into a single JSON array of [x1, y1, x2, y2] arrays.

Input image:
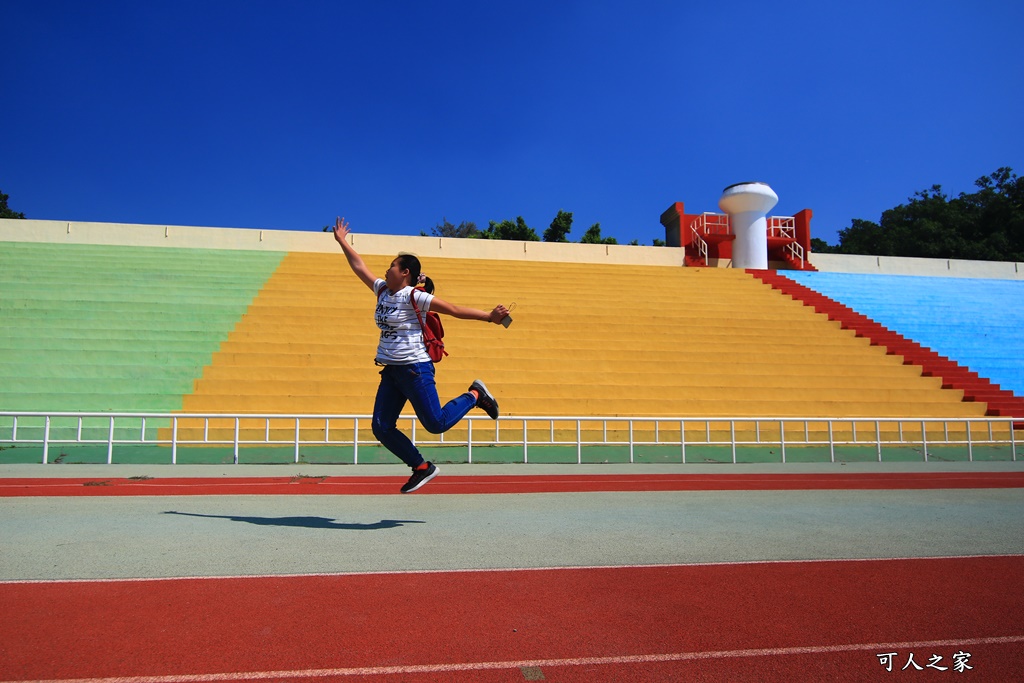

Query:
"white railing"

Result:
[[767, 216, 796, 238], [686, 213, 806, 268], [1, 411, 1017, 464], [785, 240, 805, 268], [693, 212, 731, 236], [689, 212, 731, 264], [689, 226, 709, 263], [767, 216, 805, 268]]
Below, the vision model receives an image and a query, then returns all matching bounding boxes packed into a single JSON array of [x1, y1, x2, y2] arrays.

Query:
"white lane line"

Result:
[[4, 635, 1022, 683], [2, 553, 1022, 585]]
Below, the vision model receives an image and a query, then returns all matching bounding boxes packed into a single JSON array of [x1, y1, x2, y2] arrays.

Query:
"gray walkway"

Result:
[[2, 462, 1023, 582]]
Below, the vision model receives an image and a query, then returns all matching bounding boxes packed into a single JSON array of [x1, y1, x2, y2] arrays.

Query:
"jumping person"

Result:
[[333, 216, 508, 493]]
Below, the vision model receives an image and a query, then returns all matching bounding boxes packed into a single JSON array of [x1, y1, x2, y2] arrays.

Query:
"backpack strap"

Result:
[[409, 289, 427, 330], [409, 289, 448, 361]]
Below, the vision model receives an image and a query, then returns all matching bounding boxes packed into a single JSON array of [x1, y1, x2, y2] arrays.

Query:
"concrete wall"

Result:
[[3, 218, 1022, 278], [0, 219, 685, 267], [810, 252, 1024, 280]]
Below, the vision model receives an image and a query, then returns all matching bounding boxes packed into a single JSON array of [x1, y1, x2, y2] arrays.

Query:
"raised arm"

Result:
[[430, 297, 509, 324], [333, 217, 376, 291]]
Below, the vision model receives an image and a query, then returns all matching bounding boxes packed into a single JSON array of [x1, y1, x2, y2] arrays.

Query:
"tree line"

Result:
[[0, 190, 26, 219], [813, 167, 1023, 262], [422, 210, 665, 246]]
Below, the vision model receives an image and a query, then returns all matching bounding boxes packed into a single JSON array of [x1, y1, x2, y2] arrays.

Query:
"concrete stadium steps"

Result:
[[176, 393, 979, 417], [0, 363, 201, 380], [5, 394, 183, 413], [205, 338, 900, 358], [199, 348, 914, 370], [759, 270, 1024, 419], [1, 238, 994, 437], [192, 364, 947, 389], [171, 252, 984, 426], [780, 271, 1024, 396], [179, 382, 970, 410], [0, 241, 284, 415]]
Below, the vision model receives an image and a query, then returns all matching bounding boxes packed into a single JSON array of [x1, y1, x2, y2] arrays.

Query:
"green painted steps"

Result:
[[0, 241, 284, 417]]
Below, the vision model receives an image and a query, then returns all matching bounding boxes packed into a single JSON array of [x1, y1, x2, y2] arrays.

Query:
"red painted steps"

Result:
[[749, 269, 1024, 426], [778, 249, 818, 271], [683, 252, 706, 267]]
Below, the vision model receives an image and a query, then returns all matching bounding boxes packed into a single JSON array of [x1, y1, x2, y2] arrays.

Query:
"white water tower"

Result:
[[718, 182, 778, 269]]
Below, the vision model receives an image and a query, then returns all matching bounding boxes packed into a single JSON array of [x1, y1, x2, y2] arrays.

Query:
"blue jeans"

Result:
[[372, 362, 476, 468]]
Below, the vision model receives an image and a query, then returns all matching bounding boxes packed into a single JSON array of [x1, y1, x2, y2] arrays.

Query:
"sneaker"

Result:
[[400, 462, 439, 494], [470, 379, 499, 419]]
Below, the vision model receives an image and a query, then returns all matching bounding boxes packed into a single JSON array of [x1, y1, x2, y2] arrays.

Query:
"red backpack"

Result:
[[409, 290, 448, 363]]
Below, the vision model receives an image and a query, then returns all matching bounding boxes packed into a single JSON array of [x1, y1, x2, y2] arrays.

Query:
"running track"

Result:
[[2, 471, 1024, 496], [2, 470, 1023, 682]]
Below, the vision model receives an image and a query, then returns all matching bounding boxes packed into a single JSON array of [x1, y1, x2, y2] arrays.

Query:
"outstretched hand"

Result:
[[489, 305, 510, 324], [333, 216, 350, 245]]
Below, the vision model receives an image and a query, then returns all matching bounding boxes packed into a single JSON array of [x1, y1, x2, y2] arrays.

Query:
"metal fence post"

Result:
[[967, 421, 973, 462], [828, 421, 835, 463], [780, 420, 786, 464], [107, 416, 115, 464], [876, 421, 882, 462], [680, 420, 686, 464], [576, 420, 582, 464], [353, 418, 359, 464], [921, 420, 928, 462], [42, 415, 50, 464], [523, 419, 528, 464], [629, 421, 635, 463], [731, 421, 737, 464]]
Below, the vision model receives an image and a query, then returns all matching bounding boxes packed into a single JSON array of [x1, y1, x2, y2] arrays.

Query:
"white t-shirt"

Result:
[[373, 279, 435, 365]]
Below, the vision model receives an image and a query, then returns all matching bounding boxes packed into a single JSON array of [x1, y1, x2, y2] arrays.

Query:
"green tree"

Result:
[[580, 222, 617, 245], [810, 237, 838, 253], [543, 210, 573, 242], [423, 218, 478, 238], [0, 190, 26, 219], [962, 167, 1024, 261], [834, 218, 891, 255], [833, 168, 1023, 261], [481, 216, 540, 241]]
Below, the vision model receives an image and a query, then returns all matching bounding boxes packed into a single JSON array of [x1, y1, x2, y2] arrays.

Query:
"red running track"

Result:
[[3, 471, 1024, 496], [2, 556, 1023, 682]]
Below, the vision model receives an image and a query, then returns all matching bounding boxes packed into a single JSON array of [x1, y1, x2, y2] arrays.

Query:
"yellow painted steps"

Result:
[[173, 252, 986, 437], [194, 364, 943, 388], [178, 397, 978, 420], [186, 378, 962, 404]]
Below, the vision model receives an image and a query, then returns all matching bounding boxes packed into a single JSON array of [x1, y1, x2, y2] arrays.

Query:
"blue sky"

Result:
[[3, 0, 1022, 246]]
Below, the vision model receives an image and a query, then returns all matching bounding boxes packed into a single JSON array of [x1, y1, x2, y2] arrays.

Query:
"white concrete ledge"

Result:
[[3, 218, 1021, 277], [0, 219, 685, 266], [810, 252, 1023, 280]]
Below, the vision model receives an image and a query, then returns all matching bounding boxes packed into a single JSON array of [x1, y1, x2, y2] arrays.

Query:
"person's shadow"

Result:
[[163, 511, 425, 530]]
